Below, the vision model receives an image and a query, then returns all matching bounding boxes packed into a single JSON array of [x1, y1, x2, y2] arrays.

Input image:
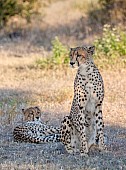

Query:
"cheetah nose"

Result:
[[70, 61, 75, 66], [36, 117, 39, 120]]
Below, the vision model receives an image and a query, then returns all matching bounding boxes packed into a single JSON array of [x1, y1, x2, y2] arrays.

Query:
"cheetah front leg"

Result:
[[95, 104, 107, 151], [79, 126, 88, 156], [87, 118, 97, 149], [60, 116, 75, 154], [70, 94, 90, 156], [76, 98, 89, 155], [73, 117, 88, 156]]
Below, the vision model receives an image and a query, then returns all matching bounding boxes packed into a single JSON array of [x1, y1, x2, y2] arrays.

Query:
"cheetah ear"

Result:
[[87, 46, 95, 55]]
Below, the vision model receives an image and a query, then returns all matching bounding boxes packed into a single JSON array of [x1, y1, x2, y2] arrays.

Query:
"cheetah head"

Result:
[[69, 46, 95, 68], [22, 106, 41, 122]]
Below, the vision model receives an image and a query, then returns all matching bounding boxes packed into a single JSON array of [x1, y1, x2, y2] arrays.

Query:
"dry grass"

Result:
[[0, 55, 126, 126], [0, 55, 75, 124], [0, 47, 125, 170], [0, 55, 126, 169]]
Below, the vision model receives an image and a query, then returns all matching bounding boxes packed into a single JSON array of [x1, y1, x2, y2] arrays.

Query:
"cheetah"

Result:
[[50, 46, 106, 155], [13, 46, 107, 155], [13, 106, 91, 148], [22, 106, 41, 122], [61, 45, 106, 156], [13, 106, 60, 142]]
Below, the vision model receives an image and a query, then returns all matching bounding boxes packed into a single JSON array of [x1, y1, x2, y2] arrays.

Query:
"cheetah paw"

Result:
[[80, 150, 89, 157], [99, 144, 108, 152], [66, 148, 74, 154], [80, 152, 89, 157]]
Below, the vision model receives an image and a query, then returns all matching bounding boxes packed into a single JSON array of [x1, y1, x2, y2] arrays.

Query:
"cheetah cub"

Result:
[[13, 106, 60, 142], [22, 106, 41, 122]]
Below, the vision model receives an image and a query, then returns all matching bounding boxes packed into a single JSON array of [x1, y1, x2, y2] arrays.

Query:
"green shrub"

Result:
[[94, 25, 126, 68], [0, 0, 41, 28], [51, 37, 69, 65], [35, 37, 69, 69], [36, 27, 126, 70], [94, 25, 126, 57], [0, 0, 20, 27]]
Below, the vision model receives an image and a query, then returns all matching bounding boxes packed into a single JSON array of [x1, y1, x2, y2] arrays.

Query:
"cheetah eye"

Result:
[[77, 55, 81, 58]]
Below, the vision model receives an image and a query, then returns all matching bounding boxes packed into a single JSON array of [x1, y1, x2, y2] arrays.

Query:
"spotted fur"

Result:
[[22, 106, 41, 122], [13, 107, 91, 146], [13, 46, 107, 156], [13, 107, 60, 142], [61, 46, 106, 156]]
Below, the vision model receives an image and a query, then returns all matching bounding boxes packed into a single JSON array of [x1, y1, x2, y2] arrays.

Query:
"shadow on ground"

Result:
[[0, 119, 126, 170]]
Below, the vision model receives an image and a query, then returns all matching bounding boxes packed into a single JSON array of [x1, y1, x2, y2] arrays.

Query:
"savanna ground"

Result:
[[0, 0, 126, 169]]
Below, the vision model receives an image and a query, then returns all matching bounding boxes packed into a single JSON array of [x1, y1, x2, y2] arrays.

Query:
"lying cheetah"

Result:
[[22, 106, 41, 122], [13, 106, 60, 142], [13, 106, 91, 145]]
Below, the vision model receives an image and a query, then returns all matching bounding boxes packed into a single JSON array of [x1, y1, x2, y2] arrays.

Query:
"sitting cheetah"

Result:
[[62, 46, 106, 156], [48, 46, 106, 155]]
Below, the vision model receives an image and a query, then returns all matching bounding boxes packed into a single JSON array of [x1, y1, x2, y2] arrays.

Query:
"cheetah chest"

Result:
[[85, 83, 97, 114]]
